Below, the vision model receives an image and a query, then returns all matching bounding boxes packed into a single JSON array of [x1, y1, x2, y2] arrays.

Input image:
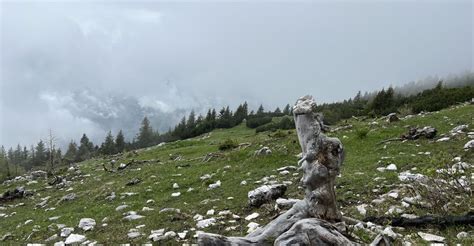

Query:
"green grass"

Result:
[[0, 104, 472, 244]]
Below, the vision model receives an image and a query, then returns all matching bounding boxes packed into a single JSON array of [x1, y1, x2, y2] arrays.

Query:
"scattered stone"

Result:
[[356, 204, 367, 216], [197, 218, 216, 228], [64, 234, 86, 244], [126, 178, 142, 186], [386, 164, 397, 171], [206, 209, 215, 216], [105, 192, 116, 201], [46, 234, 59, 242], [115, 205, 129, 211], [387, 113, 399, 123], [254, 147, 272, 156], [193, 214, 204, 221], [456, 231, 468, 239], [149, 229, 165, 241], [417, 232, 445, 243], [78, 218, 96, 231], [436, 137, 450, 142], [248, 184, 287, 207], [200, 174, 212, 181], [127, 229, 142, 239], [450, 124, 469, 135], [60, 227, 74, 237], [159, 208, 181, 214], [240, 180, 247, 186], [247, 222, 260, 233], [57, 193, 76, 204], [123, 211, 144, 221], [142, 207, 154, 212], [464, 140, 474, 150], [1, 233, 12, 241], [383, 227, 398, 240], [245, 212, 259, 221], [208, 180, 221, 190], [173, 183, 179, 189], [387, 192, 399, 199], [31, 170, 47, 180], [398, 171, 427, 182], [178, 231, 188, 239], [171, 192, 181, 197], [146, 199, 155, 204], [279, 170, 290, 175], [49, 216, 61, 221]]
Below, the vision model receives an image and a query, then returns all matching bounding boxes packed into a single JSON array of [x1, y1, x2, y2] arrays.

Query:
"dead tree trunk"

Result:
[[198, 96, 356, 245]]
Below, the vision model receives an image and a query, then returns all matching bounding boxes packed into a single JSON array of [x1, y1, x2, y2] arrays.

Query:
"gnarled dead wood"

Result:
[[198, 95, 356, 245]]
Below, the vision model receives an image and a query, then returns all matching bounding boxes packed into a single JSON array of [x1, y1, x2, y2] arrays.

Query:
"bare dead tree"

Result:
[[46, 129, 57, 174]]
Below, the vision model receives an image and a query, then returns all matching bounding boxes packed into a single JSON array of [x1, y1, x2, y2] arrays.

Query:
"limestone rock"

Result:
[[60, 227, 74, 237], [196, 218, 216, 229], [387, 113, 399, 123], [64, 234, 86, 244], [207, 180, 221, 190], [417, 232, 445, 242], [254, 147, 272, 156], [248, 184, 287, 207], [464, 140, 474, 150], [78, 218, 96, 231]]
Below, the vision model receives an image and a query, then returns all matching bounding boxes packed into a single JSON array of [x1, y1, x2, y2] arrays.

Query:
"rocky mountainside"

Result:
[[0, 102, 473, 245]]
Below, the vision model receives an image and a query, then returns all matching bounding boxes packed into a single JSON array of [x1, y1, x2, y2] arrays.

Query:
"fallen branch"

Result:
[[364, 212, 474, 227], [377, 138, 403, 145]]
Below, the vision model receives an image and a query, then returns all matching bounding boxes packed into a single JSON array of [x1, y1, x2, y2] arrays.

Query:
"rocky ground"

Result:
[[0, 102, 473, 245]]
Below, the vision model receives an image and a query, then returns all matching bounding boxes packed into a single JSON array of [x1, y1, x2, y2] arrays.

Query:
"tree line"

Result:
[[1, 78, 473, 180]]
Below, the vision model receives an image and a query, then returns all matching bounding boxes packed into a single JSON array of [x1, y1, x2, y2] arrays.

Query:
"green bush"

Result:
[[246, 117, 273, 128], [356, 128, 369, 139], [218, 139, 238, 151], [255, 116, 295, 133]]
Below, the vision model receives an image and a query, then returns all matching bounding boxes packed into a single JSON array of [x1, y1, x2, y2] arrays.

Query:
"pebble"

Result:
[[245, 212, 259, 221], [171, 192, 181, 197], [64, 234, 86, 244]]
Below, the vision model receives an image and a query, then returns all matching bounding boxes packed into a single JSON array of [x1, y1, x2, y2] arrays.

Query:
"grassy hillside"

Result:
[[0, 103, 472, 244]]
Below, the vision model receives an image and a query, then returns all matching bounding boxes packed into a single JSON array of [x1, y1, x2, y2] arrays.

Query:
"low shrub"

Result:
[[218, 139, 238, 151]]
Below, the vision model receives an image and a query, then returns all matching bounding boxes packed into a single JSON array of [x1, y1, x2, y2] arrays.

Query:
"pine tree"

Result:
[[257, 104, 265, 116], [0, 146, 10, 178], [283, 104, 291, 115], [137, 117, 155, 148], [115, 130, 126, 153], [34, 140, 46, 166], [64, 141, 78, 164], [77, 134, 94, 161], [101, 131, 116, 155], [274, 107, 282, 115]]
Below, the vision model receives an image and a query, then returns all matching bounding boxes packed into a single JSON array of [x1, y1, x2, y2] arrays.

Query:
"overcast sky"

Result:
[[0, 0, 472, 149]]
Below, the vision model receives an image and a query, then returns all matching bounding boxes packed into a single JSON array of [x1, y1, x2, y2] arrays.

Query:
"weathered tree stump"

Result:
[[198, 95, 356, 245]]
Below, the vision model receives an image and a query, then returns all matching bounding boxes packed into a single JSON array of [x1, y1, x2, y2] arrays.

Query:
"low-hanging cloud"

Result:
[[1, 1, 472, 149]]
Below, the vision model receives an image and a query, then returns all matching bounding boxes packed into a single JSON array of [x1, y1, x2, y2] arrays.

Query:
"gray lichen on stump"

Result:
[[198, 95, 355, 245]]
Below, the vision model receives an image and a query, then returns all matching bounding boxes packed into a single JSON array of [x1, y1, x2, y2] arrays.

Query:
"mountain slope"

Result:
[[0, 102, 473, 244]]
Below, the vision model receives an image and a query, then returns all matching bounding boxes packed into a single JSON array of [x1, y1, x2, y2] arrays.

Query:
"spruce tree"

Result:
[[257, 104, 265, 116], [283, 104, 291, 115], [101, 131, 116, 155], [137, 117, 154, 148], [34, 140, 46, 166], [77, 134, 94, 161], [115, 130, 126, 153], [64, 141, 78, 164]]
